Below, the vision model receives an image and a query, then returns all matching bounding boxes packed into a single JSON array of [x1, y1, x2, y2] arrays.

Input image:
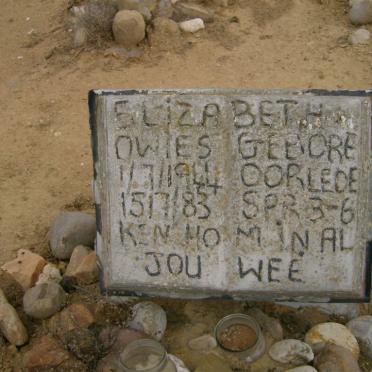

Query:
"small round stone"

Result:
[[188, 334, 217, 351], [49, 212, 96, 260], [347, 315, 372, 359], [350, 0, 372, 25], [349, 28, 370, 44], [127, 301, 167, 340], [305, 322, 360, 358], [23, 282, 67, 319], [112, 10, 145, 48], [269, 339, 314, 365]]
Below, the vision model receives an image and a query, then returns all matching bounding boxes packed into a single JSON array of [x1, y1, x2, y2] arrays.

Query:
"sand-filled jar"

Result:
[[119, 339, 177, 372], [214, 314, 265, 363]]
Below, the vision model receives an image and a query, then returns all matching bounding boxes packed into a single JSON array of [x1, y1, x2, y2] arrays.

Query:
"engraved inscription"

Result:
[[92, 90, 370, 300]]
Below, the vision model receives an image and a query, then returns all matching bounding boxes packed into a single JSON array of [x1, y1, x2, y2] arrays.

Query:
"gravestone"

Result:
[[89, 89, 371, 302]]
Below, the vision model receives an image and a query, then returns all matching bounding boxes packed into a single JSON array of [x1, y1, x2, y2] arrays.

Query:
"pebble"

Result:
[[314, 343, 361, 372], [305, 322, 360, 358], [188, 334, 217, 351], [35, 264, 62, 285], [195, 353, 233, 372], [174, 2, 214, 22], [247, 307, 283, 340], [49, 303, 95, 341], [269, 339, 314, 365], [49, 212, 96, 259], [64, 328, 99, 364], [127, 301, 167, 340], [349, 28, 370, 44], [23, 335, 85, 370], [23, 282, 67, 319], [116, 0, 153, 21], [285, 367, 318, 372], [112, 10, 146, 48], [350, 0, 372, 25], [64, 245, 98, 285], [1, 249, 47, 289], [347, 315, 372, 358], [179, 18, 205, 33], [168, 354, 190, 372], [0, 289, 28, 346], [0, 268, 24, 307]]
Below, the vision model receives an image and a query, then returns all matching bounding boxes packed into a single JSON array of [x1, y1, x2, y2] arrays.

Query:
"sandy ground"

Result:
[[0, 0, 372, 369]]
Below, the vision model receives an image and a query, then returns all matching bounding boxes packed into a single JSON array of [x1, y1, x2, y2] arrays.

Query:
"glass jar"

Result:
[[119, 339, 177, 372], [214, 314, 265, 363]]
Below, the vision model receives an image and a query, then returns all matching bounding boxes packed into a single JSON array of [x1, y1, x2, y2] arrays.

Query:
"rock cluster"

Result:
[[0, 210, 370, 371]]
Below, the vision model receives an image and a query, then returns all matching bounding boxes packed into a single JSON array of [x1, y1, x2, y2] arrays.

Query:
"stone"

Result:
[[89, 90, 371, 301], [49, 211, 96, 260], [0, 268, 24, 307], [112, 10, 146, 48], [269, 339, 314, 365], [127, 301, 167, 340], [23, 282, 67, 319], [305, 322, 359, 358], [116, 0, 153, 21], [350, 0, 372, 25], [168, 354, 190, 372], [194, 353, 232, 372], [347, 315, 372, 358], [247, 308, 283, 340], [0, 289, 28, 346], [179, 18, 205, 32], [35, 264, 62, 285], [188, 334, 217, 351], [1, 249, 47, 290], [285, 367, 318, 372], [314, 343, 360, 372], [174, 2, 214, 22], [23, 336, 84, 371], [349, 28, 370, 44], [64, 328, 99, 364], [49, 303, 95, 341], [64, 245, 98, 285]]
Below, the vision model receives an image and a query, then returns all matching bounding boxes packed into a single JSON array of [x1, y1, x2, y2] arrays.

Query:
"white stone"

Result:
[[350, 0, 372, 25], [0, 289, 28, 346], [188, 334, 217, 351], [349, 28, 370, 44], [285, 367, 318, 372], [36, 264, 62, 285], [305, 322, 360, 358], [168, 354, 190, 372], [23, 282, 67, 319], [179, 18, 205, 33], [127, 301, 167, 340], [269, 339, 314, 365], [347, 315, 372, 358]]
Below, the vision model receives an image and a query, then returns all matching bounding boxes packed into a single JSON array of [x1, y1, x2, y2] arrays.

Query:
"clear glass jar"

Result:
[[119, 339, 177, 372], [214, 314, 265, 363]]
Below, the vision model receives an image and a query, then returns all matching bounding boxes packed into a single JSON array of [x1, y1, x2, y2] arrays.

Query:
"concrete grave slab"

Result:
[[89, 89, 371, 302]]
